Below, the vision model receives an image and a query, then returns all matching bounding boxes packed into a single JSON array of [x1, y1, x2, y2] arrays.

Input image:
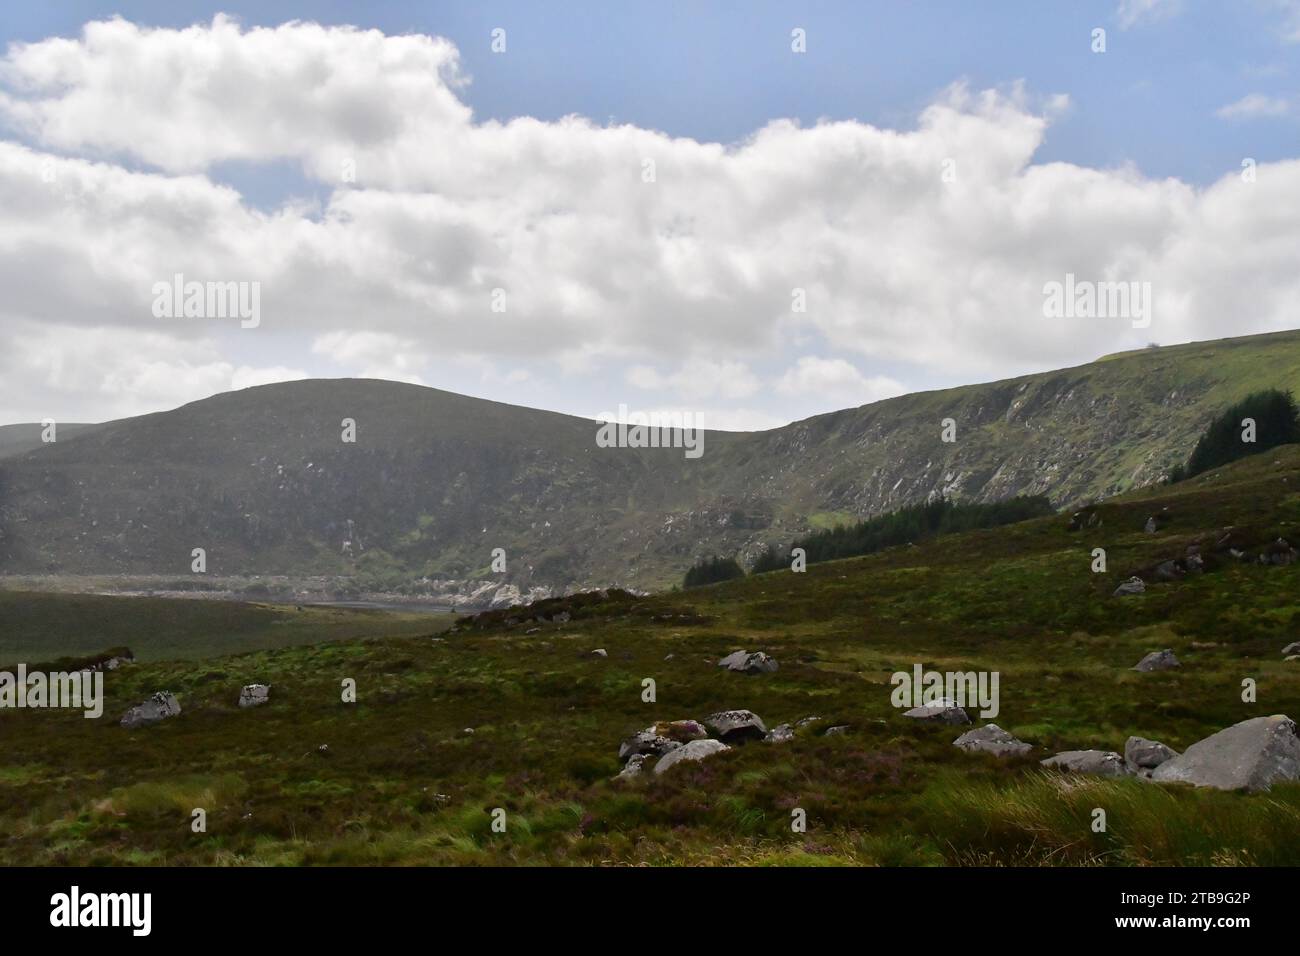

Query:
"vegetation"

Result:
[[1169, 389, 1300, 482], [753, 494, 1054, 570], [683, 555, 746, 588], [2, 444, 1300, 865], [0, 590, 449, 663], [8, 330, 1300, 591]]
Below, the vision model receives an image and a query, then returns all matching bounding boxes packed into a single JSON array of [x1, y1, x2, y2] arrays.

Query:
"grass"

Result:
[[2, 445, 1300, 864], [0, 591, 450, 663]]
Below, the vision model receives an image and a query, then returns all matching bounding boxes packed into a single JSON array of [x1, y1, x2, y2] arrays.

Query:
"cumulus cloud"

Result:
[[627, 359, 760, 400], [0, 320, 306, 422], [775, 357, 907, 406], [0, 17, 1299, 427], [1116, 0, 1184, 29], [1216, 93, 1291, 119]]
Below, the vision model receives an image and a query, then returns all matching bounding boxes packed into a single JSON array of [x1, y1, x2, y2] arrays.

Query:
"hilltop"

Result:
[[4, 330, 1300, 595]]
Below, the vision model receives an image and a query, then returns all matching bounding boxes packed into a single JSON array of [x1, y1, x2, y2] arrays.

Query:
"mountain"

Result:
[[3, 329, 1300, 593], [0, 422, 97, 460], [5, 436, 1300, 866]]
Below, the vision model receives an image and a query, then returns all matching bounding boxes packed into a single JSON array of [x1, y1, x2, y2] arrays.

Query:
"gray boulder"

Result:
[[120, 692, 181, 729], [614, 754, 646, 780], [703, 709, 767, 743], [902, 698, 971, 725], [1041, 750, 1130, 777], [1150, 715, 1300, 792], [1124, 735, 1178, 774], [954, 724, 1031, 757], [1114, 576, 1146, 597], [718, 651, 779, 674], [238, 684, 271, 708], [590, 648, 608, 658], [618, 730, 682, 762], [1133, 649, 1180, 672], [765, 723, 795, 743], [823, 725, 850, 736], [1282, 642, 1300, 656], [653, 739, 730, 775], [1144, 516, 1158, 533]]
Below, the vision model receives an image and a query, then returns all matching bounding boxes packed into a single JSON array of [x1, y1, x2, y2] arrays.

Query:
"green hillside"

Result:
[[2, 442, 1298, 865], [4, 330, 1300, 593]]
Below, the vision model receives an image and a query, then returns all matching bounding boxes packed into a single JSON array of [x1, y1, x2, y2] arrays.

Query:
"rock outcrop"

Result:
[[702, 709, 767, 743], [238, 684, 270, 708], [653, 739, 730, 775], [1133, 649, 1180, 672], [120, 692, 181, 729], [1124, 735, 1177, 774], [954, 724, 1031, 757], [1151, 715, 1300, 792], [1041, 750, 1130, 777], [717, 651, 779, 674]]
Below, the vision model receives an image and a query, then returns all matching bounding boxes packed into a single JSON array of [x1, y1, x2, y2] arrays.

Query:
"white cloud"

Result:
[[1216, 93, 1291, 120], [775, 357, 908, 406], [1116, 0, 1183, 29], [310, 331, 427, 385], [627, 359, 760, 400], [0, 320, 307, 421], [0, 18, 1298, 427]]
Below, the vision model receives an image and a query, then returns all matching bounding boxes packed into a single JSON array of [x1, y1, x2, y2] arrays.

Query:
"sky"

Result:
[[0, 1, 1298, 430]]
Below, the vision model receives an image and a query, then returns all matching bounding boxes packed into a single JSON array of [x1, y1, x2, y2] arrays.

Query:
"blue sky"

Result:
[[0, 2, 1297, 428], [5, 0, 1294, 189]]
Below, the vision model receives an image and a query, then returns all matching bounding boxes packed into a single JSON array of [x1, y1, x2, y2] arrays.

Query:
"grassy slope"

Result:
[[8, 330, 1300, 591], [0, 423, 98, 460], [0, 592, 451, 663], [2, 446, 1300, 865]]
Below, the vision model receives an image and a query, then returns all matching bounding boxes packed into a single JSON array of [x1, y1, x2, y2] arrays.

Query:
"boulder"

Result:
[[823, 725, 850, 736], [614, 754, 646, 780], [647, 719, 708, 743], [902, 699, 971, 725], [120, 692, 181, 729], [1150, 715, 1300, 792], [1124, 735, 1178, 774], [702, 709, 767, 743], [1152, 560, 1183, 582], [1144, 516, 1158, 533], [238, 684, 271, 708], [1282, 642, 1300, 656], [590, 648, 608, 658], [718, 651, 779, 674], [652, 739, 730, 775], [1040, 750, 1130, 777], [953, 723, 1031, 757], [1113, 576, 1146, 597], [618, 730, 682, 762], [765, 723, 795, 743], [1133, 649, 1180, 672]]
